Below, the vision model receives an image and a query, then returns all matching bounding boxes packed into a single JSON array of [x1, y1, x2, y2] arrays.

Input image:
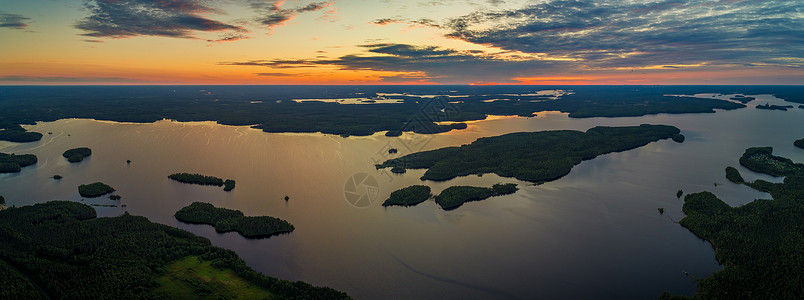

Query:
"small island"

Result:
[[434, 183, 518, 210], [63, 147, 92, 163], [0, 152, 37, 173], [78, 182, 116, 197], [756, 103, 793, 111], [671, 134, 685, 143], [725, 166, 744, 183], [676, 190, 683, 198], [175, 202, 294, 238], [795, 138, 804, 149], [377, 125, 682, 183], [168, 173, 236, 191], [382, 185, 431, 207], [738, 147, 803, 177], [53, 174, 63, 180], [729, 95, 755, 103]]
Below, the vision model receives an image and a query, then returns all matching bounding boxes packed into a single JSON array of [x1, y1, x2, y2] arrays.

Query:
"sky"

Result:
[[0, 0, 802, 85]]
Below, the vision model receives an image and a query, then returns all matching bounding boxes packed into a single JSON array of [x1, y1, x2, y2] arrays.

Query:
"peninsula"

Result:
[[377, 125, 682, 183], [0, 153, 37, 173], [666, 145, 804, 299], [175, 202, 294, 238], [0, 201, 348, 299]]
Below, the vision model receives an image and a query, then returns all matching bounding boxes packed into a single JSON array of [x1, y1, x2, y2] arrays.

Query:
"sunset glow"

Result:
[[1, 0, 802, 85]]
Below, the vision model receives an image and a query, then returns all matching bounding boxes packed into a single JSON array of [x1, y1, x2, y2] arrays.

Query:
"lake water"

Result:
[[1, 94, 802, 299]]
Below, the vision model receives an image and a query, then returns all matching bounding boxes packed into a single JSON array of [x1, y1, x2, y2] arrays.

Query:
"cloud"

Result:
[[0, 11, 30, 29], [75, 0, 245, 39], [220, 43, 566, 83], [371, 17, 440, 28], [255, 1, 333, 29], [444, 0, 804, 69], [0, 75, 146, 83]]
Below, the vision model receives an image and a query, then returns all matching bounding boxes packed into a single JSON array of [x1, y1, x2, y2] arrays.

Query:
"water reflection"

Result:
[[0, 94, 802, 299]]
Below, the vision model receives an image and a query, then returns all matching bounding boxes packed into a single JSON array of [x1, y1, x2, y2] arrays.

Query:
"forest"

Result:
[[377, 124, 682, 183], [4, 85, 794, 142], [382, 185, 432, 207], [168, 173, 235, 191], [77, 182, 115, 197], [0, 201, 348, 299], [664, 145, 804, 299], [62, 147, 92, 163], [0, 124, 43, 143], [434, 184, 518, 210], [0, 152, 37, 173], [175, 202, 294, 238]]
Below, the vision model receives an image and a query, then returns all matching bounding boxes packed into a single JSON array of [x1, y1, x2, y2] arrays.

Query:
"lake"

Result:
[[1, 93, 802, 299]]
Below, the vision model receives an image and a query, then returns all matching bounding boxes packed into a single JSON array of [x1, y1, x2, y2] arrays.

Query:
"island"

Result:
[[52, 175, 62, 180], [756, 103, 793, 111], [676, 190, 683, 198], [0, 152, 37, 173], [0, 124, 43, 143], [78, 182, 115, 197], [663, 146, 804, 299], [671, 134, 685, 143], [382, 185, 431, 207], [175, 202, 294, 238], [377, 125, 682, 183], [434, 184, 518, 210], [725, 166, 744, 183], [109, 194, 121, 200], [729, 95, 755, 103], [168, 173, 236, 191], [0, 201, 348, 299], [795, 138, 804, 149], [62, 147, 92, 163]]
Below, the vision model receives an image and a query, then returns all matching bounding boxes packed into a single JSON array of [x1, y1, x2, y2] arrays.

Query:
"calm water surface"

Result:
[[1, 94, 802, 299]]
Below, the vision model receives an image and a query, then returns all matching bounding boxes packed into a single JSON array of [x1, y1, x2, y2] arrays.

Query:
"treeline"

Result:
[[175, 202, 294, 238], [434, 184, 518, 210], [168, 173, 236, 191], [377, 125, 682, 183], [0, 85, 771, 140], [667, 146, 804, 299], [62, 147, 91, 163], [382, 185, 431, 207], [0, 125, 42, 143], [0, 152, 37, 173], [0, 201, 348, 299]]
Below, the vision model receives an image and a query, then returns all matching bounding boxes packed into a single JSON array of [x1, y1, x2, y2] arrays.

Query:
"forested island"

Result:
[[377, 125, 682, 183], [62, 147, 91, 163], [724, 166, 744, 183], [0, 152, 37, 173], [78, 182, 115, 197], [382, 185, 431, 207], [795, 138, 804, 149], [3, 85, 788, 140], [755, 103, 793, 111], [168, 173, 236, 191], [0, 201, 348, 299], [175, 202, 294, 238], [435, 184, 518, 210], [664, 145, 804, 299]]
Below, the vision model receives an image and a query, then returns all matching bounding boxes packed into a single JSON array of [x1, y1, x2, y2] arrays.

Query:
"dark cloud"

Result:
[[444, 0, 804, 68], [0, 11, 30, 29], [207, 33, 250, 43], [255, 1, 333, 28], [220, 43, 566, 83], [371, 17, 440, 28], [75, 0, 245, 38]]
